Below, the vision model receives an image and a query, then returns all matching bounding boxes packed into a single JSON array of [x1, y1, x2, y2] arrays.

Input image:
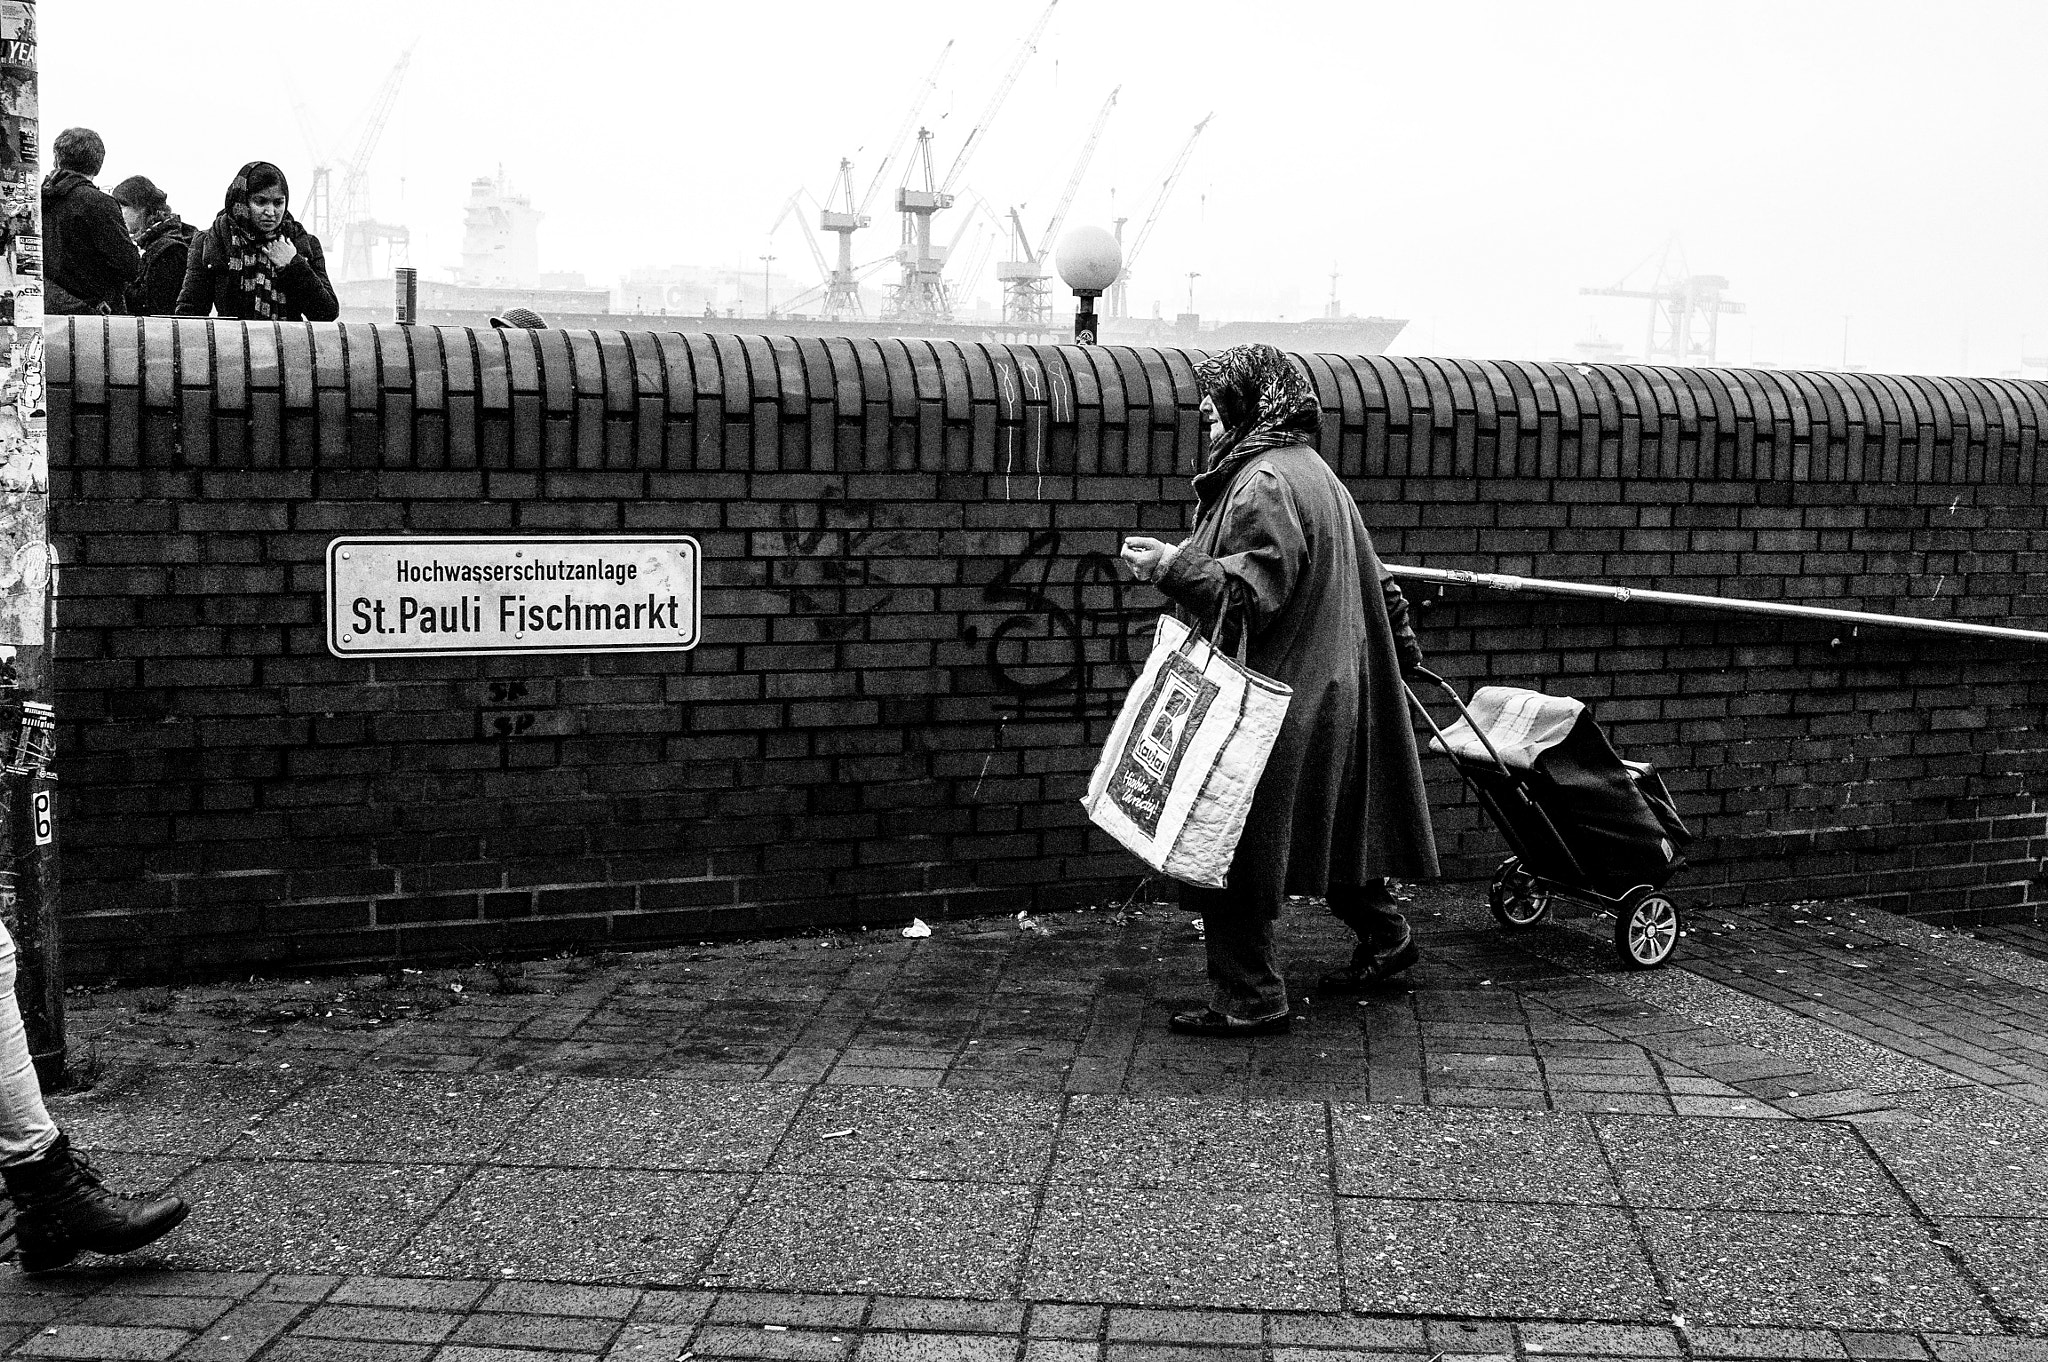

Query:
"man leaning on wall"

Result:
[[40, 127, 139, 316]]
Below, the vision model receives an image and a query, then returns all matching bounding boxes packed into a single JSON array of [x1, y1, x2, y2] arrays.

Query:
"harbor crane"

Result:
[[1580, 239, 1744, 366], [888, 0, 1058, 324], [996, 85, 1118, 328], [825, 40, 953, 321], [768, 40, 952, 322], [336, 47, 415, 282], [1109, 112, 1212, 320], [288, 45, 416, 282]]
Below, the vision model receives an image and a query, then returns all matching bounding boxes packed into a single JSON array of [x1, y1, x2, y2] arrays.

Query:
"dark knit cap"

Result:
[[108, 175, 168, 212], [490, 307, 548, 330]]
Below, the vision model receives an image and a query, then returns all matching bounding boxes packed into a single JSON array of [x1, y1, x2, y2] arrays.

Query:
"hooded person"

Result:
[[108, 175, 194, 317], [1119, 344, 1439, 1036], [41, 128, 140, 315], [175, 161, 338, 322]]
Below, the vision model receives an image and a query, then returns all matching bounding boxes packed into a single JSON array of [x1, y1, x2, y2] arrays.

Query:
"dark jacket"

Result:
[[1157, 439, 1439, 907], [174, 220, 339, 322], [42, 169, 139, 314], [126, 215, 194, 316]]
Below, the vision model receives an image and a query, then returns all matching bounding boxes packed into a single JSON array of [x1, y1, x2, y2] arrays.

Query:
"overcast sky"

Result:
[[45, 0, 2048, 375]]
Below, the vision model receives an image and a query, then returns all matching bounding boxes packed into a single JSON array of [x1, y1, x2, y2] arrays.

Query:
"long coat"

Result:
[[174, 222, 339, 322], [1156, 438, 1438, 911]]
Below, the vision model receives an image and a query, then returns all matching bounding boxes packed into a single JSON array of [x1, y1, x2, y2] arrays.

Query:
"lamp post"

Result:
[[1056, 225, 1122, 345], [759, 253, 776, 320]]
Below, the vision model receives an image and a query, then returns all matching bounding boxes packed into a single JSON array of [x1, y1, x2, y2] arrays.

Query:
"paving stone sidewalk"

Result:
[[4, 886, 2046, 1361]]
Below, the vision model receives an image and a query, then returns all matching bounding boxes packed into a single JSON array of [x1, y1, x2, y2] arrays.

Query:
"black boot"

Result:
[[1320, 882, 1421, 991], [3, 1132, 189, 1273]]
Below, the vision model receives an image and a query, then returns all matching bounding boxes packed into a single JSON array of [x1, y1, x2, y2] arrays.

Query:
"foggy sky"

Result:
[[46, 0, 2048, 376]]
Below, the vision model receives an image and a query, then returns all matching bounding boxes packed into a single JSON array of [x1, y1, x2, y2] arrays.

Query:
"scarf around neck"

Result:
[[214, 161, 299, 319], [136, 213, 187, 251]]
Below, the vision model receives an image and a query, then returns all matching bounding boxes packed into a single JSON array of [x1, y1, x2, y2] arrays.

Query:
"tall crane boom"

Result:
[[1033, 85, 1117, 262], [860, 40, 952, 220], [938, 0, 1057, 196], [333, 46, 414, 232], [1120, 113, 1211, 293]]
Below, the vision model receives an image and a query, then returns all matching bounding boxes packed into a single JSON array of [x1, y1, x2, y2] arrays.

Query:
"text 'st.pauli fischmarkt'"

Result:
[[326, 536, 701, 658]]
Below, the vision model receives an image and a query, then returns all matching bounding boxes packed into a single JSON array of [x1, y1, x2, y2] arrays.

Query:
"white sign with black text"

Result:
[[326, 536, 701, 659]]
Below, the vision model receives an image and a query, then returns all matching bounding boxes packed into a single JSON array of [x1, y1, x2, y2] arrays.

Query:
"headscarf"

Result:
[[212, 161, 299, 320], [1194, 343, 1321, 470]]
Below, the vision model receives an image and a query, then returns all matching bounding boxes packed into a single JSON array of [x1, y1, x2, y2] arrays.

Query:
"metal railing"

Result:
[[1387, 564, 2048, 646]]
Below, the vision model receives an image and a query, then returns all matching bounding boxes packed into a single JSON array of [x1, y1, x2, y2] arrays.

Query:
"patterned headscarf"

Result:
[[213, 162, 298, 320], [1194, 344, 1321, 469]]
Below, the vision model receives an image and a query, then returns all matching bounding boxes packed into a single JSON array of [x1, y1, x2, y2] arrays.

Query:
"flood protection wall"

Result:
[[46, 317, 2048, 981]]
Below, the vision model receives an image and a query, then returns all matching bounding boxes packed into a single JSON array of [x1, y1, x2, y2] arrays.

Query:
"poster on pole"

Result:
[[0, 0, 39, 651], [327, 535, 702, 659]]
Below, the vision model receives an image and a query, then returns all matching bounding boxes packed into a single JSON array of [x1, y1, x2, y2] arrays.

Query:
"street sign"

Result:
[[327, 536, 701, 659], [29, 788, 47, 847]]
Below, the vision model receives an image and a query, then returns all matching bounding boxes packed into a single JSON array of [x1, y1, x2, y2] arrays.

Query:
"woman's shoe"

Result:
[[1168, 1007, 1292, 1037], [2, 1132, 190, 1273], [1318, 930, 1421, 992]]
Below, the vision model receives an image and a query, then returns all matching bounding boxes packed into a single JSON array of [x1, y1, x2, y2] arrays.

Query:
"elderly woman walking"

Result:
[[1120, 344, 1438, 1036], [175, 161, 338, 322]]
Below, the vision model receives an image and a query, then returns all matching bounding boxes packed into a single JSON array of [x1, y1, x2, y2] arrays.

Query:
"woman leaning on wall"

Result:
[[175, 161, 338, 322]]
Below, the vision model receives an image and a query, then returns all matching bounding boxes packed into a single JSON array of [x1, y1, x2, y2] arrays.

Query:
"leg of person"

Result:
[[0, 924, 188, 1272], [1170, 882, 1291, 1037], [1321, 878, 1419, 989]]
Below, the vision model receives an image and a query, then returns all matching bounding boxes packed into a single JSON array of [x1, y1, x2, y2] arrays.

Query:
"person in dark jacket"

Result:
[[1121, 344, 1439, 1036], [175, 161, 338, 322], [107, 175, 193, 317], [41, 128, 139, 315]]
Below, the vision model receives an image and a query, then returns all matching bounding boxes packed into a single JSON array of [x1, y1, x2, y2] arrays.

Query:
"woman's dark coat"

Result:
[[174, 220, 339, 322], [127, 216, 195, 316], [1156, 438, 1439, 910]]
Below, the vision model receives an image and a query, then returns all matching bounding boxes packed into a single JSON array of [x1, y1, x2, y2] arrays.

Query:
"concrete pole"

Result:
[[0, 1, 61, 1084]]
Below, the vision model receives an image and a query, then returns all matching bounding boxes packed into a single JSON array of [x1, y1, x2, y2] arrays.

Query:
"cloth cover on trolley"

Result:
[[1430, 687, 1691, 892]]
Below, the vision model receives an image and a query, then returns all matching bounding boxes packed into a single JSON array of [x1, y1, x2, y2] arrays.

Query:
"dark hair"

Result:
[[109, 175, 169, 215], [53, 127, 106, 176]]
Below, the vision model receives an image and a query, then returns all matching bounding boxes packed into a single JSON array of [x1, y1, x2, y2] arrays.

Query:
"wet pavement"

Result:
[[4, 885, 2047, 1360]]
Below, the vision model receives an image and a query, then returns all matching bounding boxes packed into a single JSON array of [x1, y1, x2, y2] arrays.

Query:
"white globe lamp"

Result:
[[1055, 226, 1123, 344]]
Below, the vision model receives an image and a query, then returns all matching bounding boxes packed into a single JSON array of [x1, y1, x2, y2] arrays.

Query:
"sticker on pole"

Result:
[[30, 789, 50, 847], [327, 536, 701, 659]]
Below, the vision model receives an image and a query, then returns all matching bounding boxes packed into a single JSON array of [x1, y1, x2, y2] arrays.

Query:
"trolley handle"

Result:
[[1404, 668, 1517, 780]]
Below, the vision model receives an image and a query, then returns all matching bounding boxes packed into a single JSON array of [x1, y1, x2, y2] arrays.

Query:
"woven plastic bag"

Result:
[[1081, 611, 1292, 888]]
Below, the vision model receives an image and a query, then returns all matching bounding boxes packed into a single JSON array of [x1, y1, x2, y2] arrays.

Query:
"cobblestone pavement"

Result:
[[4, 885, 2047, 1360]]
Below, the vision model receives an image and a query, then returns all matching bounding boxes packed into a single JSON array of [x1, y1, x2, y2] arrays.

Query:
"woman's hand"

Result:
[[1121, 536, 1180, 584], [262, 237, 298, 269]]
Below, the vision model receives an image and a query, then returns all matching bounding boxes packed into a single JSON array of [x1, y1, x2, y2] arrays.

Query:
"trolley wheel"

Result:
[[1488, 858, 1551, 928], [1615, 888, 1680, 969]]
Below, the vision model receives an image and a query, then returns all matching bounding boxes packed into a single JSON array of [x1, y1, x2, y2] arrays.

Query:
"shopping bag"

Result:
[[1081, 610, 1292, 888]]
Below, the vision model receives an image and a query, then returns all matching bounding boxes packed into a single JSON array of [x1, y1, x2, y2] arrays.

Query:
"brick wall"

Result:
[[46, 318, 2048, 982]]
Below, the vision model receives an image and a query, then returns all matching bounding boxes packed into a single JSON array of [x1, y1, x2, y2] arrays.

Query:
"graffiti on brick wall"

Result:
[[974, 528, 1152, 719], [776, 488, 894, 639]]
